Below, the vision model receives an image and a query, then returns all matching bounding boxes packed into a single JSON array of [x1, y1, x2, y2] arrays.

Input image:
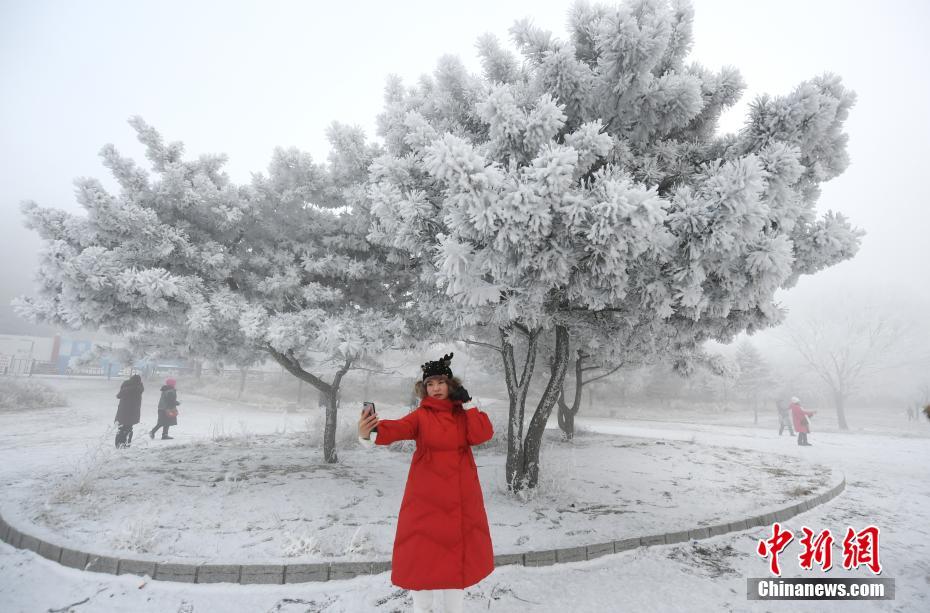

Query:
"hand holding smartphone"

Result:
[[360, 401, 378, 436]]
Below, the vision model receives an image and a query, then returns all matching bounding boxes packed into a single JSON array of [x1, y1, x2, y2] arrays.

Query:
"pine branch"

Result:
[[582, 363, 624, 386], [457, 338, 503, 352]]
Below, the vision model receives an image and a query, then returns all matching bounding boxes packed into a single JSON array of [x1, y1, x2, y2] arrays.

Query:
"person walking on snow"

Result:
[[150, 378, 180, 440], [775, 396, 794, 436], [357, 352, 494, 613], [789, 396, 815, 446], [114, 374, 144, 448]]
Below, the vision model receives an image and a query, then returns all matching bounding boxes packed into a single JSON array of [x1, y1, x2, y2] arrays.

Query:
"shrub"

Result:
[[0, 378, 68, 410]]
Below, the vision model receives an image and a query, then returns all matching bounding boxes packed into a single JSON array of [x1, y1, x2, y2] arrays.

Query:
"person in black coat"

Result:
[[114, 374, 144, 448], [149, 378, 180, 440], [775, 396, 794, 436]]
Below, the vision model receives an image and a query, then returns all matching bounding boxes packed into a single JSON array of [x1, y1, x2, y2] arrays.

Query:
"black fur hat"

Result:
[[421, 352, 454, 381]]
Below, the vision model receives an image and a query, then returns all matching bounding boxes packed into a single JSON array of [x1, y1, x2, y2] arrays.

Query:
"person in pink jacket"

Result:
[[789, 396, 815, 446]]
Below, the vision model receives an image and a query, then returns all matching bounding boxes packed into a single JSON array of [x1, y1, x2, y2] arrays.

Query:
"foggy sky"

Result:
[[2, 0, 929, 339]]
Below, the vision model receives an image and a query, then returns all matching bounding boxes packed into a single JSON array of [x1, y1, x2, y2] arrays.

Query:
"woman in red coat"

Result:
[[358, 353, 494, 613], [789, 396, 816, 446]]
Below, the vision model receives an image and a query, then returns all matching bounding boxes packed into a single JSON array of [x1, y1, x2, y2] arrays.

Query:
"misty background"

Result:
[[2, 0, 929, 417]]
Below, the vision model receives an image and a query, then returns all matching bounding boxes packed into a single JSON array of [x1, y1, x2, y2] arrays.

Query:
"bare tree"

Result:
[[734, 341, 773, 424], [782, 309, 905, 430], [555, 350, 624, 441]]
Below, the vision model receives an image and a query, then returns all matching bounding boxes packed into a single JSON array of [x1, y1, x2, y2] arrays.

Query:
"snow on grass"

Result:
[[4, 378, 927, 612], [11, 424, 832, 564]]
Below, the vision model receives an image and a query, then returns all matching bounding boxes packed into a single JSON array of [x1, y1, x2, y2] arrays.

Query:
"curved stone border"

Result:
[[0, 475, 845, 583]]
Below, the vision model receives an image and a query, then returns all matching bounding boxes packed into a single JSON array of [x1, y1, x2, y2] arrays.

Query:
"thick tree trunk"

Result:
[[266, 348, 352, 463], [556, 350, 584, 441], [833, 388, 849, 431], [501, 326, 537, 493], [556, 395, 573, 440], [511, 325, 571, 491], [320, 387, 340, 463]]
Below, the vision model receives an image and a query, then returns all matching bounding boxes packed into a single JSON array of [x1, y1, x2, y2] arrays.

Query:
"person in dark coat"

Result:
[[150, 378, 180, 440], [114, 374, 144, 448], [776, 396, 794, 436]]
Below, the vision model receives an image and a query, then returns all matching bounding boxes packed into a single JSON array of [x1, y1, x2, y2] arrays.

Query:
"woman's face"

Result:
[[425, 376, 449, 400]]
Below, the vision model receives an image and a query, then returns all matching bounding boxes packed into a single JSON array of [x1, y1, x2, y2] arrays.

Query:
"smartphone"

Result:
[[363, 401, 377, 433]]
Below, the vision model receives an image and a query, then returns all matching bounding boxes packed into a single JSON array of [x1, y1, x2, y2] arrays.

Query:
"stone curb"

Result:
[[0, 476, 846, 584]]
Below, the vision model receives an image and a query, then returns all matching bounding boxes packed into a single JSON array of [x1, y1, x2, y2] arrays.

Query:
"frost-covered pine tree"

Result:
[[15, 117, 411, 463], [368, 0, 862, 490]]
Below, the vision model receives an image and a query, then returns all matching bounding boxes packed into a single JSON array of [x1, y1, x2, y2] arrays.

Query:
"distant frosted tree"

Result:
[[15, 118, 410, 463], [369, 0, 862, 491], [555, 348, 624, 441], [734, 340, 772, 423], [549, 313, 681, 440], [783, 308, 905, 430]]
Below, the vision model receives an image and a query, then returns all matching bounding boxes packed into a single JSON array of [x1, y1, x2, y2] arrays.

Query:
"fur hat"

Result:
[[421, 353, 454, 381], [790, 396, 800, 404], [165, 377, 177, 387]]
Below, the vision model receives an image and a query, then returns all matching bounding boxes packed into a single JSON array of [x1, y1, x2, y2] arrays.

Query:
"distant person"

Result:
[[923, 403, 930, 422], [789, 396, 815, 446], [776, 397, 794, 436], [150, 378, 180, 440], [114, 374, 144, 448]]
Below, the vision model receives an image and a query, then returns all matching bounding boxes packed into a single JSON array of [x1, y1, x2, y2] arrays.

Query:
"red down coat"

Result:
[[374, 395, 495, 590], [790, 402, 814, 434]]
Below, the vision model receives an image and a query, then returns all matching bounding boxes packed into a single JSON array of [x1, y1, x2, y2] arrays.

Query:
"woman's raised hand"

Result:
[[358, 407, 379, 439]]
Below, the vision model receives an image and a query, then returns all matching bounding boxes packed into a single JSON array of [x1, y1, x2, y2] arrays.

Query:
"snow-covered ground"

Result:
[[1, 377, 928, 612]]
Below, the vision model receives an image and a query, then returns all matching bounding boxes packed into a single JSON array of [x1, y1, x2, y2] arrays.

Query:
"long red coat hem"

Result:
[[390, 566, 495, 591]]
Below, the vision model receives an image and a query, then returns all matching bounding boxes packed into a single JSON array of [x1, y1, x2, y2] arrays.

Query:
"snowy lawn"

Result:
[[1, 377, 928, 612], [1, 378, 831, 563]]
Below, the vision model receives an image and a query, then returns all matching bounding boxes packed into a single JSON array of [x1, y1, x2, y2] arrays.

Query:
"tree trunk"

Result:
[[833, 388, 849, 431], [556, 349, 584, 441], [501, 326, 537, 493], [556, 395, 575, 441], [238, 368, 247, 399], [266, 348, 352, 463], [511, 325, 571, 491], [320, 386, 340, 463]]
